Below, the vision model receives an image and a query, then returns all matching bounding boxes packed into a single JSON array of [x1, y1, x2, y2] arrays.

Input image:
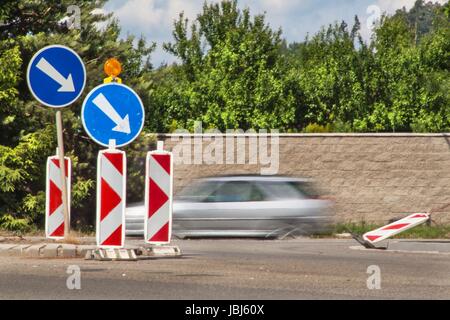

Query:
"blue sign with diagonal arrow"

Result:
[[27, 45, 86, 108], [81, 83, 145, 148]]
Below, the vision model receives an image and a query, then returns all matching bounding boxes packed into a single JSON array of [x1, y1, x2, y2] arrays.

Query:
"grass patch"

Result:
[[393, 224, 450, 239]]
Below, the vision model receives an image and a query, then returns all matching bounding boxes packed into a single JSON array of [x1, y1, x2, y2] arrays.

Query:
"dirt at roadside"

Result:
[[0, 233, 96, 245]]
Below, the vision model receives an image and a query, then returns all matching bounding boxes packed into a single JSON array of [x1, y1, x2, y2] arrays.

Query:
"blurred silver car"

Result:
[[126, 175, 333, 239]]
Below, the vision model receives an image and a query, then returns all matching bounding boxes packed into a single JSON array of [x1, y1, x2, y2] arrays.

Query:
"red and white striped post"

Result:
[[45, 153, 71, 239], [145, 141, 173, 244], [363, 213, 430, 244], [96, 141, 126, 248]]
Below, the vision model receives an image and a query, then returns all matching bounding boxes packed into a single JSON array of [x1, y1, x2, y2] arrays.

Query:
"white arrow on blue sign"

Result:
[[27, 45, 86, 108], [81, 83, 145, 148]]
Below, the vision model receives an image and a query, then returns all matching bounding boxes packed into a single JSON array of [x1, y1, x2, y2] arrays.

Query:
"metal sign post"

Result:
[[55, 110, 70, 238], [81, 59, 144, 249], [27, 44, 86, 241]]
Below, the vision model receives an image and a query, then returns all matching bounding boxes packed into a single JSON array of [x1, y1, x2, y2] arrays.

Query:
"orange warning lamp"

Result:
[[104, 58, 122, 77], [103, 58, 122, 83]]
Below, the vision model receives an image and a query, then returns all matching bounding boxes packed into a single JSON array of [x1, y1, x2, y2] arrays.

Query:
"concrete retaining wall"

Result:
[[158, 133, 450, 224]]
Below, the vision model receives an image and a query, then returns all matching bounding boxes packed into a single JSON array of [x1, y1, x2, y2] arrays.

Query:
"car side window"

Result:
[[256, 181, 303, 200], [204, 181, 264, 202]]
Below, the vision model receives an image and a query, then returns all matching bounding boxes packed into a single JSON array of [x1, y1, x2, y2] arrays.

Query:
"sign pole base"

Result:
[[139, 244, 181, 257], [85, 248, 137, 261]]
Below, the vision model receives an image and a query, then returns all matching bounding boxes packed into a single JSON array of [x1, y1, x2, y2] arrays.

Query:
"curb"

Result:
[[0, 243, 96, 258], [0, 243, 182, 259], [349, 245, 450, 255]]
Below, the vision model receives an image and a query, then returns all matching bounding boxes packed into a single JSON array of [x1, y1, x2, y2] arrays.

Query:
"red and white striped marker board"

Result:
[[145, 150, 173, 244], [46, 156, 71, 239], [363, 213, 430, 244], [96, 149, 126, 248]]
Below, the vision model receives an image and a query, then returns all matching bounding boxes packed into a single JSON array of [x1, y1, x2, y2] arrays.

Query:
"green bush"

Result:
[[303, 123, 333, 133], [0, 214, 30, 232]]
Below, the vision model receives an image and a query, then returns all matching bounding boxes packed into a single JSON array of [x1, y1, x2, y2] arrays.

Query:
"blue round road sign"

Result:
[[81, 83, 145, 148], [27, 45, 86, 108]]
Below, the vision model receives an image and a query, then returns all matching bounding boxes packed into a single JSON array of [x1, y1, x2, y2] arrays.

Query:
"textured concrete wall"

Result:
[[159, 133, 450, 224]]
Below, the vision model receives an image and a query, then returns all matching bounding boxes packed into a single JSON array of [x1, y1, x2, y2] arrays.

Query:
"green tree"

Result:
[[283, 1, 449, 133], [358, 5, 450, 132], [0, 44, 55, 230], [285, 17, 372, 131], [154, 0, 296, 131], [0, 0, 156, 230], [395, 0, 444, 45]]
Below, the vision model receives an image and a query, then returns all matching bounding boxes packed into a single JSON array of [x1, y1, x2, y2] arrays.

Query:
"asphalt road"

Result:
[[0, 238, 449, 299]]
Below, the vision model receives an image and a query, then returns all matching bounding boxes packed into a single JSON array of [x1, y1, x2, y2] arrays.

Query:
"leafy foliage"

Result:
[[282, 0, 449, 133], [149, 0, 449, 134], [0, 214, 30, 232], [0, 0, 155, 230], [153, 0, 297, 131]]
